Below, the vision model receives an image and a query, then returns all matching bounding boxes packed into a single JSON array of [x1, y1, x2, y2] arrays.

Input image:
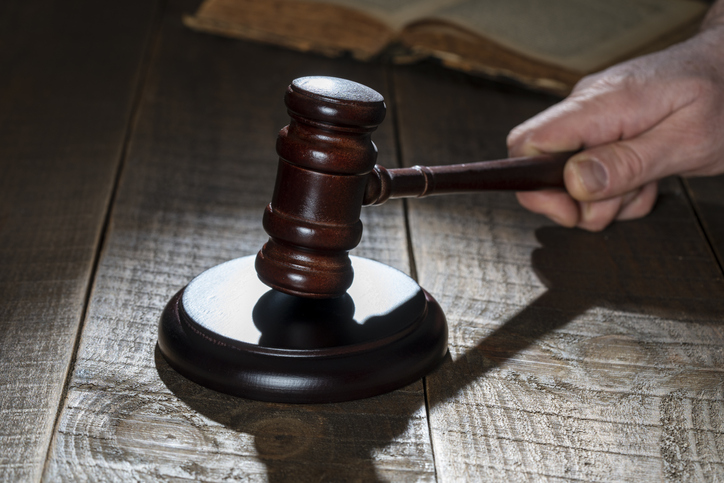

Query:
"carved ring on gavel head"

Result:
[[157, 76, 570, 404], [255, 76, 570, 299]]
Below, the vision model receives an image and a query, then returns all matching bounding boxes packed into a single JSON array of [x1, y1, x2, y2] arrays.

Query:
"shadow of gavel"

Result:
[[255, 76, 572, 298]]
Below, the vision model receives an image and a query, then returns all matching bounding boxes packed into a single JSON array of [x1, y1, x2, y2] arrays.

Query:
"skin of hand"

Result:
[[507, 5, 724, 231]]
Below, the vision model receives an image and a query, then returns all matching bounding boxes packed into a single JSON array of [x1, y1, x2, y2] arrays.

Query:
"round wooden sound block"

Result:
[[158, 256, 448, 403]]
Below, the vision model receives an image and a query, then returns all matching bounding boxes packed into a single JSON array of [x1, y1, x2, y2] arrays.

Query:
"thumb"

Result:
[[564, 124, 681, 201]]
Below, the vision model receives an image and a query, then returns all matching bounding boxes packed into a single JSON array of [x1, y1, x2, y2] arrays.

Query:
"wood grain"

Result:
[[684, 175, 724, 270], [0, 1, 160, 480], [44, 1, 435, 480], [393, 66, 724, 481]]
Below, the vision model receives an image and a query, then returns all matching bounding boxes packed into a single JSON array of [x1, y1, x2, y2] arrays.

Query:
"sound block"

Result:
[[158, 256, 448, 403]]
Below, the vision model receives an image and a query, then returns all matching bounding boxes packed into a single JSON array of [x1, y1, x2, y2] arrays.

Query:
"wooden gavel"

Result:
[[255, 76, 571, 298], [159, 76, 573, 403]]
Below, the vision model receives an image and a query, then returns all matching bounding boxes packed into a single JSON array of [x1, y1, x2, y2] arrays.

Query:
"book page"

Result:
[[311, 0, 467, 29], [425, 0, 708, 72]]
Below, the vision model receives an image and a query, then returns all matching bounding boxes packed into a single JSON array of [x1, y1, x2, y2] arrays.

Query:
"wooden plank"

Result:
[[0, 1, 160, 480], [684, 176, 724, 269], [393, 65, 724, 481], [44, 1, 435, 480]]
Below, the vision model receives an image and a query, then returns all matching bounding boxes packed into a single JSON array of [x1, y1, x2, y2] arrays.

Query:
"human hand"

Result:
[[507, 22, 724, 231]]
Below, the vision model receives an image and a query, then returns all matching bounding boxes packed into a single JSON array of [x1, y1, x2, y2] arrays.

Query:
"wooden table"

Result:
[[3, 1, 724, 481]]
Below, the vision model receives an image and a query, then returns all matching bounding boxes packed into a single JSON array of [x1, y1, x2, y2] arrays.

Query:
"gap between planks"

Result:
[[40, 0, 170, 478]]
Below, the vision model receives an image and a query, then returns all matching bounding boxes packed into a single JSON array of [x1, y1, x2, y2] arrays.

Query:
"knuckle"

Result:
[[579, 200, 617, 232], [506, 125, 525, 148], [578, 216, 610, 232], [507, 99, 584, 153], [609, 143, 647, 184], [617, 183, 658, 221], [575, 66, 644, 99], [672, 75, 718, 112]]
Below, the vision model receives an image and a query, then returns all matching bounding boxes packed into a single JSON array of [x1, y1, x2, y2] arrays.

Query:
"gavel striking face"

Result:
[[256, 76, 569, 298]]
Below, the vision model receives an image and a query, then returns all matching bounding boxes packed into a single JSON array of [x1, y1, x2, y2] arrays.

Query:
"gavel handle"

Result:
[[363, 151, 573, 205]]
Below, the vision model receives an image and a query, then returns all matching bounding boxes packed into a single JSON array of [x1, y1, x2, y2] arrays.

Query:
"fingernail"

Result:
[[574, 158, 608, 194]]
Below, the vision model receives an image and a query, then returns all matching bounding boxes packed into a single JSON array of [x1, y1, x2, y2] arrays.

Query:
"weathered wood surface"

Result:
[[394, 66, 724, 481], [44, 1, 435, 480], [5, 0, 724, 480], [685, 176, 724, 269], [0, 1, 160, 480]]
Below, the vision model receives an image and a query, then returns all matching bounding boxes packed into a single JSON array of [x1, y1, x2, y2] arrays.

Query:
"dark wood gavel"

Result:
[[255, 76, 571, 298], [159, 76, 573, 403]]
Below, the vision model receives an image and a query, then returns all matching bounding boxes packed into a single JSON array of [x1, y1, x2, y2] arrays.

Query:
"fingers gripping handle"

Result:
[[363, 152, 572, 205]]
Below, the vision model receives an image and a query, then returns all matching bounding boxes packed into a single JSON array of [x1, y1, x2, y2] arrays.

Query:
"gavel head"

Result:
[[255, 76, 386, 298]]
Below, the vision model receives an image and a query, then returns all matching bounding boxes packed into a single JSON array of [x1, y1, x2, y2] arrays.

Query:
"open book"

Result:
[[184, 0, 708, 94]]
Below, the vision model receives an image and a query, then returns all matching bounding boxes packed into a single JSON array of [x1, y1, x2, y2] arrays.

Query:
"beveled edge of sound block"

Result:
[[157, 256, 448, 403]]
